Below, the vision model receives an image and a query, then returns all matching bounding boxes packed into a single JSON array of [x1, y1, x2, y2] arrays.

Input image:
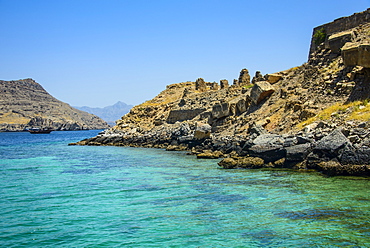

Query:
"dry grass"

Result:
[[141, 95, 179, 107], [296, 99, 370, 129], [348, 100, 370, 121], [0, 112, 30, 124]]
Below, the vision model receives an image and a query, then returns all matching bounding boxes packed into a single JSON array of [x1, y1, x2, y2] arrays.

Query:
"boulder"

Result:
[[194, 122, 212, 139], [339, 145, 370, 165], [238, 156, 265, 168], [248, 145, 286, 163], [342, 42, 370, 68], [212, 102, 229, 119], [328, 30, 353, 54], [229, 96, 249, 115], [166, 145, 182, 151], [247, 123, 268, 136], [266, 73, 283, 84], [218, 158, 238, 169], [197, 150, 223, 159], [317, 160, 345, 176], [313, 129, 350, 158], [252, 133, 284, 146], [178, 135, 194, 143], [317, 159, 370, 177], [285, 143, 312, 161], [250, 81, 275, 104]]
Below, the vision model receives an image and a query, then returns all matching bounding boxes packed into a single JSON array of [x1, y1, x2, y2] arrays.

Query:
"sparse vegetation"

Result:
[[296, 99, 370, 129], [313, 28, 326, 45], [243, 84, 253, 89]]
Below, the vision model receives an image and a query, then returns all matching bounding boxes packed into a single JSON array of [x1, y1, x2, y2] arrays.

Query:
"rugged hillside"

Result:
[[0, 78, 109, 131], [74, 101, 133, 126], [75, 9, 370, 176]]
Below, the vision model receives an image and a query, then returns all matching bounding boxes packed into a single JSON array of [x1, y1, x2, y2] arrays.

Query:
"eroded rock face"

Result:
[[342, 42, 370, 68], [250, 81, 275, 104]]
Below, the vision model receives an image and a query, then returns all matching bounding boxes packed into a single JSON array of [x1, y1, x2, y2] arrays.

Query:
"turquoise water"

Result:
[[0, 131, 369, 247]]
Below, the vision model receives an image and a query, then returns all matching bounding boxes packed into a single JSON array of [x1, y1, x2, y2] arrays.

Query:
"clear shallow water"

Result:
[[0, 130, 369, 247]]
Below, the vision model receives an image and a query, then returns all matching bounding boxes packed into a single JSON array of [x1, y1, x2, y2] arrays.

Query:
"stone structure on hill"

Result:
[[73, 9, 370, 177], [309, 8, 370, 56], [220, 79, 229, 89], [238, 69, 251, 86], [0, 79, 109, 131]]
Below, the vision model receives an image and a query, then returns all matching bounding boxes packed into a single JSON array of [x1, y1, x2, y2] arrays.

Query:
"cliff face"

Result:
[[75, 9, 370, 176], [0, 78, 109, 131]]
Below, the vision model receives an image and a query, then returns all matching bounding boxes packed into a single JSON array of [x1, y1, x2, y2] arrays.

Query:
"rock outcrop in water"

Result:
[[74, 9, 370, 176], [0, 79, 109, 131]]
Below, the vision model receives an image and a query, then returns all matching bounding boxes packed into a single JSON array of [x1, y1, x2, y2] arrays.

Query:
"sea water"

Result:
[[0, 130, 369, 247]]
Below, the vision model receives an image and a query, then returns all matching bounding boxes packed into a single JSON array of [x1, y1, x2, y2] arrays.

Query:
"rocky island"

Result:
[[0, 78, 109, 131], [73, 9, 370, 177]]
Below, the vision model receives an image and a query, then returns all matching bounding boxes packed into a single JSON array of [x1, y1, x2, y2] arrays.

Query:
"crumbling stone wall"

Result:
[[309, 8, 370, 57]]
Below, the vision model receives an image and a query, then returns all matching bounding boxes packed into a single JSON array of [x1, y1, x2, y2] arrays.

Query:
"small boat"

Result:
[[28, 128, 53, 134]]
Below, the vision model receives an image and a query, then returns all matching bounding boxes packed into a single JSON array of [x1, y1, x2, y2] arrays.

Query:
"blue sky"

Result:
[[0, 0, 369, 107]]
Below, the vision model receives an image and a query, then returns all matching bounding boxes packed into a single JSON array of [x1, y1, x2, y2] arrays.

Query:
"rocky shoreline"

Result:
[[71, 9, 370, 177], [70, 120, 370, 177]]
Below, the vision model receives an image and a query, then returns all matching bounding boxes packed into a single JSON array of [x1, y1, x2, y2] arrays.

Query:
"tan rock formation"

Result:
[[238, 68, 251, 86], [342, 42, 370, 68], [266, 74, 283, 84], [250, 81, 275, 104], [195, 78, 207, 92], [328, 30, 354, 54], [194, 122, 211, 139], [0, 79, 109, 131], [220, 79, 229, 89]]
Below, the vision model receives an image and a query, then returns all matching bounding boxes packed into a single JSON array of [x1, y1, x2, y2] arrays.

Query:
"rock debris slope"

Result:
[[74, 9, 370, 176], [0, 78, 109, 131]]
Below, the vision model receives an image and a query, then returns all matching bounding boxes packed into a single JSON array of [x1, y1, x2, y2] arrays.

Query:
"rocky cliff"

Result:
[[74, 9, 370, 176], [0, 79, 109, 131]]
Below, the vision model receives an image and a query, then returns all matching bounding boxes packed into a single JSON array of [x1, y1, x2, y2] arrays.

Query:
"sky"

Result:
[[0, 0, 369, 107]]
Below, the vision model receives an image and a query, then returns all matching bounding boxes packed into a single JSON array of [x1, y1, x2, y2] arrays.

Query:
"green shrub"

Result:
[[314, 28, 326, 45]]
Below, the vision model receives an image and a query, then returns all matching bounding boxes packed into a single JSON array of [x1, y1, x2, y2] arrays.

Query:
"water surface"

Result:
[[0, 131, 369, 247]]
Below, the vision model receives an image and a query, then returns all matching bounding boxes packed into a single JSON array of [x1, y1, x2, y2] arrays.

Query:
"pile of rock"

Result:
[[217, 122, 370, 176]]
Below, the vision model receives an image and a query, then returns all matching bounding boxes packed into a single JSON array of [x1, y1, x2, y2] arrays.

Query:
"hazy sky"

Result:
[[1, 0, 369, 107]]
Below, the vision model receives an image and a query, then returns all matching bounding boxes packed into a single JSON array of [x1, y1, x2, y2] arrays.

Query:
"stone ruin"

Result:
[[309, 8, 370, 68]]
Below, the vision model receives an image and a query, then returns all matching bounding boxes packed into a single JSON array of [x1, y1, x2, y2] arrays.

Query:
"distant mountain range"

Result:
[[74, 101, 133, 126]]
